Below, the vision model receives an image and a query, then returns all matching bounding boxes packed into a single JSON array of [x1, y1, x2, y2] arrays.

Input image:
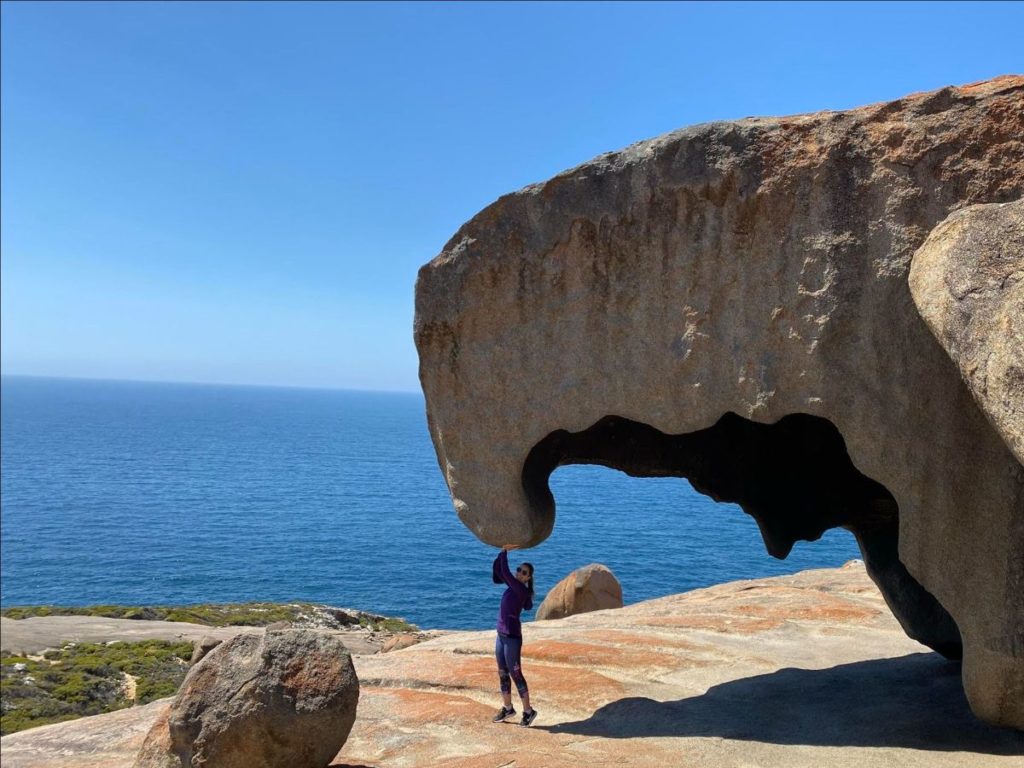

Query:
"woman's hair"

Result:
[[521, 562, 535, 597]]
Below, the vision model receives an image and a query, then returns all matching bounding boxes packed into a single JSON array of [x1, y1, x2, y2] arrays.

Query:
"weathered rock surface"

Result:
[[189, 636, 223, 665], [380, 634, 421, 653], [910, 198, 1024, 464], [536, 563, 624, 620], [4, 564, 1022, 767], [414, 77, 1024, 727], [133, 629, 359, 768]]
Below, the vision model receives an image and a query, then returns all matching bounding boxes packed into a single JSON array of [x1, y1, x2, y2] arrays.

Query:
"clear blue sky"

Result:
[[2, 2, 1021, 392]]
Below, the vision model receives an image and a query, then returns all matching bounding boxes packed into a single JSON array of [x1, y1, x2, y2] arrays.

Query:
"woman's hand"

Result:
[[502, 544, 521, 552]]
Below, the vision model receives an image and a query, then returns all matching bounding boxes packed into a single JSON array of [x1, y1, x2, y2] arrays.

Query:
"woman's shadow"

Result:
[[540, 653, 1023, 755]]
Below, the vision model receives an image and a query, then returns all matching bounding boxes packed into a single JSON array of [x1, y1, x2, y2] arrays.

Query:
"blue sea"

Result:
[[0, 375, 861, 630]]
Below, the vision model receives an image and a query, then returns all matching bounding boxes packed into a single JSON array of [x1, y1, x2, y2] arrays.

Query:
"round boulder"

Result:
[[134, 628, 359, 768], [536, 563, 623, 621]]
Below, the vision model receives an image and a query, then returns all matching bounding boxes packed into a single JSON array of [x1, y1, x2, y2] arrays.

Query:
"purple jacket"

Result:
[[493, 550, 532, 638]]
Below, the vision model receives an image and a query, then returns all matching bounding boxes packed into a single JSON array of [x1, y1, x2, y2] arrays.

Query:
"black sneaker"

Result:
[[520, 708, 538, 727], [492, 706, 515, 723]]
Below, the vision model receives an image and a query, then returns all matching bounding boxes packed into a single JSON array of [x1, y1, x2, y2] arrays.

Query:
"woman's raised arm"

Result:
[[494, 549, 526, 593]]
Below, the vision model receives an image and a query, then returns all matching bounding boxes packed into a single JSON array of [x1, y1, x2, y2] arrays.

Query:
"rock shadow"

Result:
[[541, 653, 1023, 754]]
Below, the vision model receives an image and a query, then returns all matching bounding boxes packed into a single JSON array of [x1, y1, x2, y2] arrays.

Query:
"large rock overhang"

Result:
[[414, 77, 1024, 728]]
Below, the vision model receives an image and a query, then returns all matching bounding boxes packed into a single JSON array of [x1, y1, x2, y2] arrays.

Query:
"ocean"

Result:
[[0, 375, 861, 630]]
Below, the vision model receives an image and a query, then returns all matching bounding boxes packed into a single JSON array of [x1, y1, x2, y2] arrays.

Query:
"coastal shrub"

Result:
[[0, 641, 193, 735], [358, 616, 417, 632], [50, 670, 121, 706], [377, 617, 417, 632], [1, 605, 140, 620]]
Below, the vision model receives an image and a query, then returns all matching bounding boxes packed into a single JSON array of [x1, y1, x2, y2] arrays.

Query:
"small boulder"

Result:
[[380, 634, 420, 653], [135, 628, 359, 768], [536, 564, 623, 621]]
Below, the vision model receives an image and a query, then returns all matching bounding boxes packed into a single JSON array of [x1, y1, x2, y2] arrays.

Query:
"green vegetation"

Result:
[[0, 602, 418, 734], [1, 602, 315, 627], [1, 640, 193, 736], [359, 616, 418, 633], [2, 602, 419, 632]]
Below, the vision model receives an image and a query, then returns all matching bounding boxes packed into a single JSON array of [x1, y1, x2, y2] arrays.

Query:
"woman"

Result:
[[491, 544, 537, 726]]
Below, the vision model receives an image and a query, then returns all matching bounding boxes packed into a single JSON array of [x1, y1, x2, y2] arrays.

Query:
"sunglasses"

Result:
[[516, 568, 530, 576]]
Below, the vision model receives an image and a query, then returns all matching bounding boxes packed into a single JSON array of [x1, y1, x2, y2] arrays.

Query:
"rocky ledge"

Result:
[[2, 562, 1021, 767]]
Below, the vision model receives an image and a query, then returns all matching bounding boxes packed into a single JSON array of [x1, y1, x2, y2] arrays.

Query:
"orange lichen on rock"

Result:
[[369, 688, 493, 724], [524, 639, 679, 670], [575, 628, 707, 651], [636, 614, 785, 633]]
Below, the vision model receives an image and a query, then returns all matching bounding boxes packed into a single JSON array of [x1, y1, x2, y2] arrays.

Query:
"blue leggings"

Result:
[[495, 633, 528, 697]]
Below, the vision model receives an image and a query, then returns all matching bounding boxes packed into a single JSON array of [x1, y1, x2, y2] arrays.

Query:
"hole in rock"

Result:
[[539, 464, 859, 600], [522, 412, 963, 658]]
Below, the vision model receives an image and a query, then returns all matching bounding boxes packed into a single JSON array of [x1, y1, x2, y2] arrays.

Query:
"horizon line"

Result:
[[0, 372, 423, 397]]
